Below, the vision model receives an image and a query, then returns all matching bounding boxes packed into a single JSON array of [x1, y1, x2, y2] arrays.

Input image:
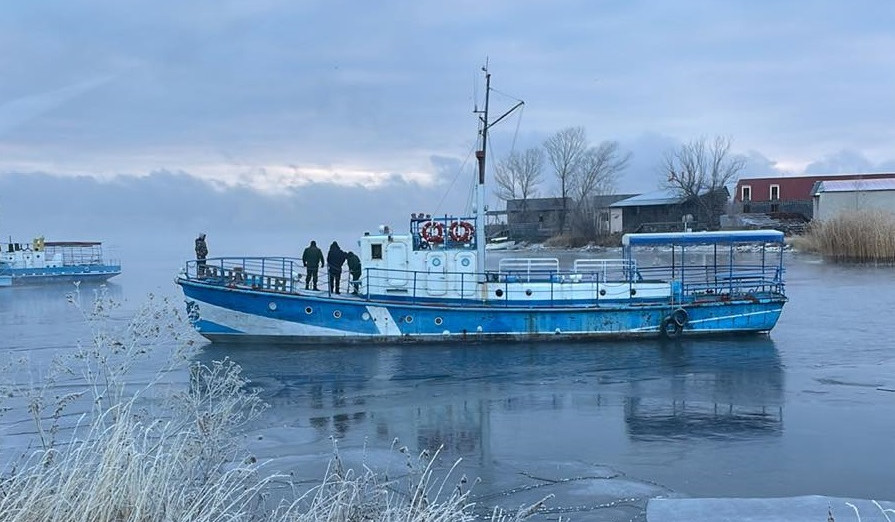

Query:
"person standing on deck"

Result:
[[302, 240, 324, 290], [326, 241, 347, 294], [345, 251, 362, 295], [195, 233, 208, 277]]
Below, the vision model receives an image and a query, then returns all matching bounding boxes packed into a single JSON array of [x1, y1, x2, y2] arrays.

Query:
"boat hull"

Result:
[[178, 278, 785, 344], [2, 265, 121, 286]]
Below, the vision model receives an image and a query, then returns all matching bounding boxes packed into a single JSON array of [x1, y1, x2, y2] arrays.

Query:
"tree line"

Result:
[[493, 128, 745, 237]]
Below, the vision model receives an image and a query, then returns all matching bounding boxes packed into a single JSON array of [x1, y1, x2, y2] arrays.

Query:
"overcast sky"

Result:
[[3, 1, 895, 247]]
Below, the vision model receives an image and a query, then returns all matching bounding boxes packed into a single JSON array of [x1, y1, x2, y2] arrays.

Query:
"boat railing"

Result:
[[43, 242, 107, 266], [497, 258, 559, 282], [183, 257, 785, 303], [184, 257, 302, 293], [571, 259, 637, 282], [636, 263, 785, 296]]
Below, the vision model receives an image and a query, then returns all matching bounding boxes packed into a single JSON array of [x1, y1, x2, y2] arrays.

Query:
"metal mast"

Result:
[[473, 65, 523, 280], [474, 68, 491, 278]]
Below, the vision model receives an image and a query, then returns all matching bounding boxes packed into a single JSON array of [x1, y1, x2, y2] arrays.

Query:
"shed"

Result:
[[610, 188, 728, 234], [811, 178, 895, 221]]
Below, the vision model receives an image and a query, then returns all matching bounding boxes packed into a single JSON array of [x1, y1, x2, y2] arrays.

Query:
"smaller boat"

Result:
[[0, 237, 121, 287], [485, 236, 516, 251]]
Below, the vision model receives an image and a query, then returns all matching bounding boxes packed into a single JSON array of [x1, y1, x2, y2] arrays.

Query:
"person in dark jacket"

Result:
[[301, 240, 325, 290], [345, 251, 362, 295], [195, 233, 208, 276], [326, 241, 347, 294]]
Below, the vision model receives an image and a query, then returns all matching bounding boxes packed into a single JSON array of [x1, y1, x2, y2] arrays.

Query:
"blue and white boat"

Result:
[[176, 71, 787, 344], [0, 237, 121, 287]]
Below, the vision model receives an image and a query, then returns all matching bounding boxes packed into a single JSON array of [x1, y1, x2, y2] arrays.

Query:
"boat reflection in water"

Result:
[[623, 341, 784, 441], [198, 336, 783, 452], [197, 337, 783, 516]]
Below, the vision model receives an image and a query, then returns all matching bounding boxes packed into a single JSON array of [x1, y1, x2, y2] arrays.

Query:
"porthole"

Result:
[[495, 289, 504, 297], [434, 317, 443, 326], [305, 306, 313, 315], [630, 289, 637, 296], [268, 302, 277, 311], [362, 312, 371, 321], [405, 315, 414, 324], [333, 310, 342, 319], [599, 289, 606, 296], [525, 289, 532, 296]]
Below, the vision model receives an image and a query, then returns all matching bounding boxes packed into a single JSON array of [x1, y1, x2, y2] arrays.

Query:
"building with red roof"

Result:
[[734, 172, 895, 218]]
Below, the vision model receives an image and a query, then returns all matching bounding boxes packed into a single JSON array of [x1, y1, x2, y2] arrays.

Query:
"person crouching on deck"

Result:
[[346, 251, 362, 295]]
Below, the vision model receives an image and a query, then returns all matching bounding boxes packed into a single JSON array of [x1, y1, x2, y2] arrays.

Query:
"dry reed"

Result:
[[795, 209, 895, 264]]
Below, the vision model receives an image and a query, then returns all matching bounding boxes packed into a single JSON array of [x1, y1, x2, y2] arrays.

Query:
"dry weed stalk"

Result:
[[0, 287, 548, 521]]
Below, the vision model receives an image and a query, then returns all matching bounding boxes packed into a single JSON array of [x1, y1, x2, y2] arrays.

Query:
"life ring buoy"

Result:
[[420, 221, 444, 243], [449, 221, 475, 243]]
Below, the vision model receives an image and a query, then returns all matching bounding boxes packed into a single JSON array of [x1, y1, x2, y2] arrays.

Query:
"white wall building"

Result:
[[811, 178, 895, 221]]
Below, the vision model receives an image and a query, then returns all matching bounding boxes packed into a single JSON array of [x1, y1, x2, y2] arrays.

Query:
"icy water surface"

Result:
[[3, 253, 895, 520]]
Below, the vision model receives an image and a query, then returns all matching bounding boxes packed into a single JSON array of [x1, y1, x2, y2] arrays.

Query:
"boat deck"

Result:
[[181, 254, 785, 309]]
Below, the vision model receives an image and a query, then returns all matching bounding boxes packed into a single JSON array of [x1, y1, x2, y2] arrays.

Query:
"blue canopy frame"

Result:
[[621, 229, 786, 292], [622, 230, 784, 247]]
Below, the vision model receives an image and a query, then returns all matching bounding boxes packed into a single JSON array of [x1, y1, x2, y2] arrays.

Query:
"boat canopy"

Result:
[[622, 229, 785, 246]]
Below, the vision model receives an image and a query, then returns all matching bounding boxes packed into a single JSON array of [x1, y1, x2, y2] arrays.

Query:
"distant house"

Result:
[[505, 197, 570, 241], [734, 173, 895, 219], [505, 194, 636, 241], [588, 194, 637, 236], [811, 178, 895, 221], [609, 188, 729, 234]]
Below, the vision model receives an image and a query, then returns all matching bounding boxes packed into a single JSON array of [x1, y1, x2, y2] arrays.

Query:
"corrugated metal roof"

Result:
[[591, 193, 637, 207], [610, 188, 685, 207], [813, 178, 895, 195]]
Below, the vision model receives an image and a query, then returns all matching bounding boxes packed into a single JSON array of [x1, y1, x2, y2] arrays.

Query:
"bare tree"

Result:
[[569, 141, 630, 236], [543, 127, 588, 233], [570, 141, 629, 203], [493, 147, 544, 203], [662, 136, 745, 228]]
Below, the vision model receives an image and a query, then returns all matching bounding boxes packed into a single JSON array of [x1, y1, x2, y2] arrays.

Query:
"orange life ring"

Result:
[[420, 221, 444, 243], [449, 221, 475, 243]]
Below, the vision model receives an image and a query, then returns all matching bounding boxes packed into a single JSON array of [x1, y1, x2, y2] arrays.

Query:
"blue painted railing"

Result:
[[183, 257, 785, 306]]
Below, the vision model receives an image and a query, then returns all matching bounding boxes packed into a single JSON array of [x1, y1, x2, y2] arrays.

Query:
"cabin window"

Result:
[[770, 184, 780, 200], [741, 185, 752, 201], [371, 244, 383, 260]]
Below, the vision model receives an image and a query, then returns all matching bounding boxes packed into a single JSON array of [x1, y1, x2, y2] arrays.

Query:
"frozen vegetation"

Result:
[[0, 287, 549, 522]]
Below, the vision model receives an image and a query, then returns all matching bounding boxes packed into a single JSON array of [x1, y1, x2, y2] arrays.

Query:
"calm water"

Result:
[[3, 252, 895, 519]]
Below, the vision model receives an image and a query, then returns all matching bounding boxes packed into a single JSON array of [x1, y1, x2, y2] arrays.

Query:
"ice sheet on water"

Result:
[[648, 495, 895, 522], [465, 459, 669, 520]]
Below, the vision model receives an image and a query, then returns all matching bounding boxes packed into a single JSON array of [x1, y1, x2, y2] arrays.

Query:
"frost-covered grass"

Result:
[[0, 287, 548, 522], [832, 500, 895, 521]]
